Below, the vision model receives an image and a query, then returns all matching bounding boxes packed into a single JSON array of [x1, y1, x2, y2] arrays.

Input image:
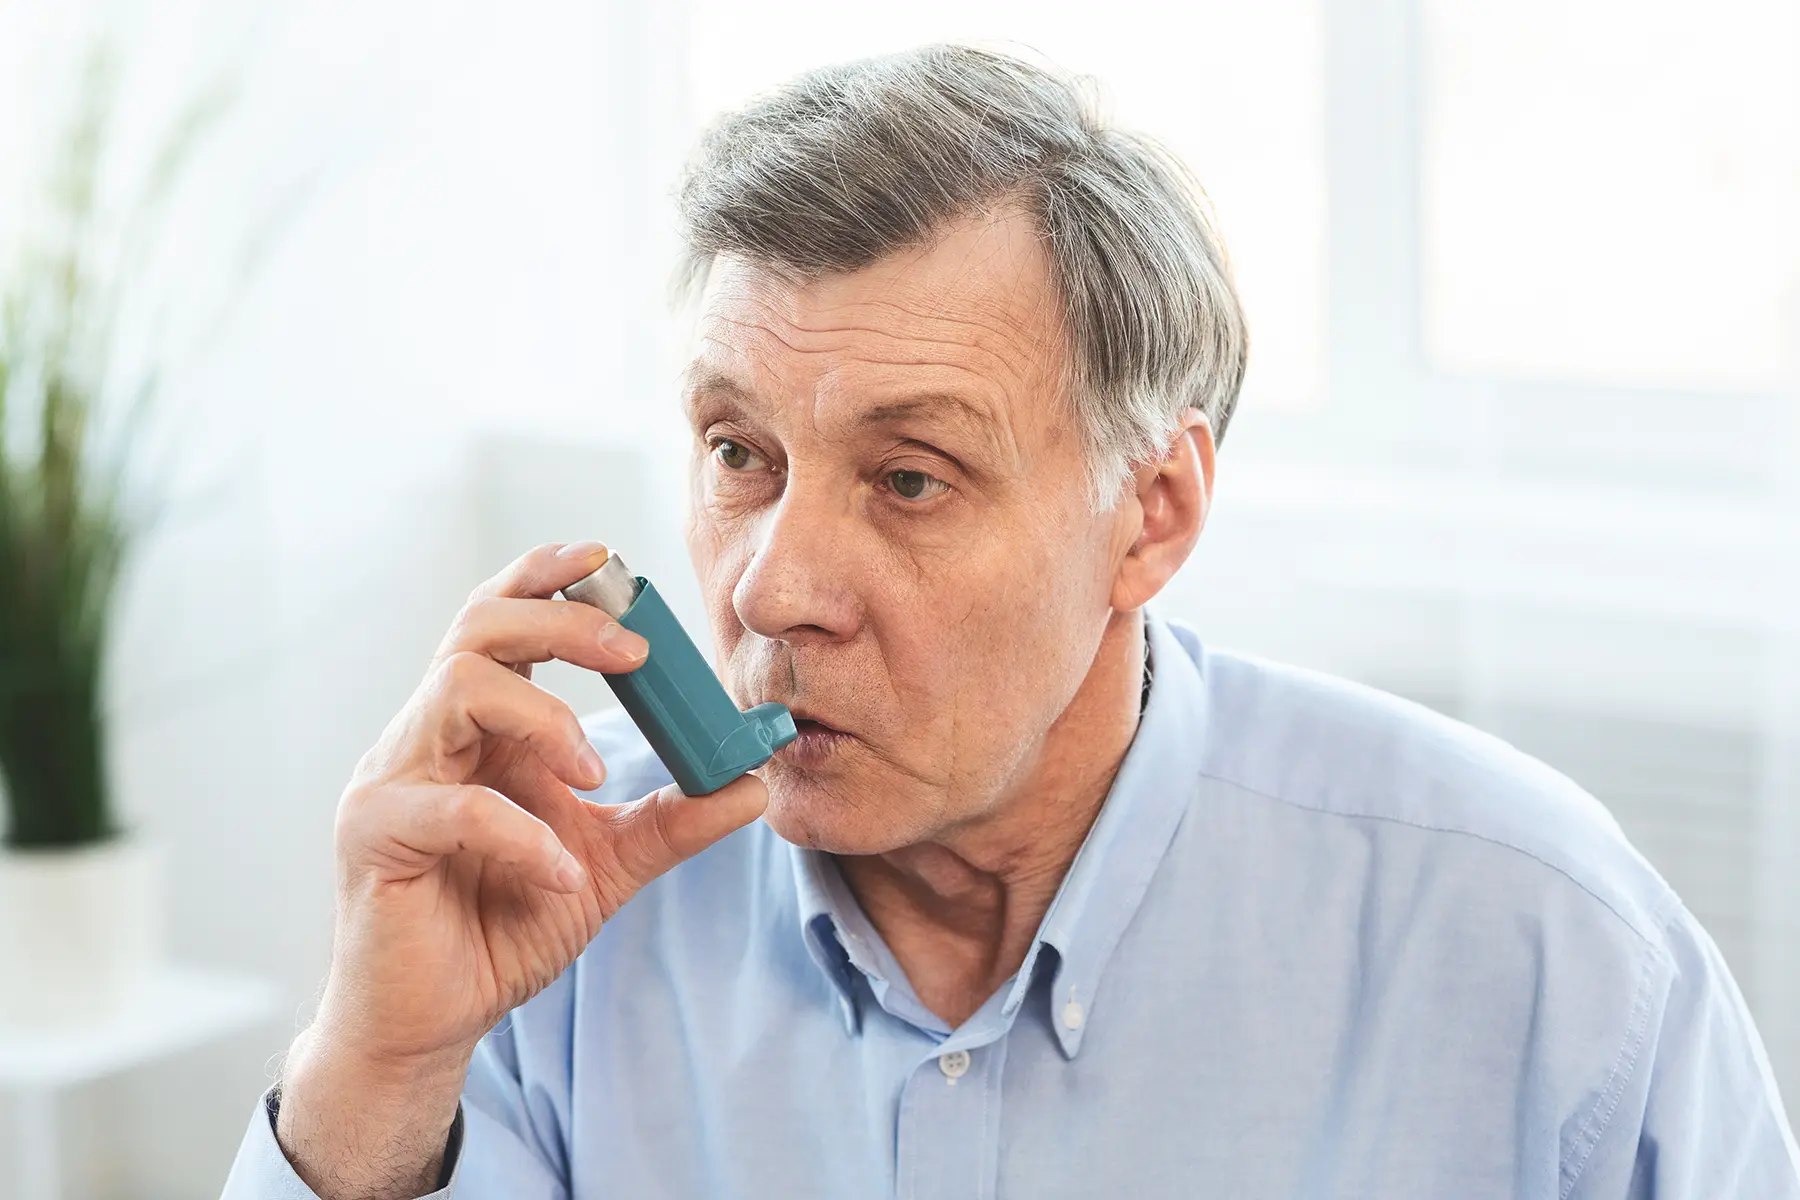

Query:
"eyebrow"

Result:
[[857, 395, 1006, 468], [681, 366, 1008, 466]]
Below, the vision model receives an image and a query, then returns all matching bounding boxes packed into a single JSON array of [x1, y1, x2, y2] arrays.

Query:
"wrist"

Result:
[[275, 1024, 471, 1200], [285, 1007, 476, 1095]]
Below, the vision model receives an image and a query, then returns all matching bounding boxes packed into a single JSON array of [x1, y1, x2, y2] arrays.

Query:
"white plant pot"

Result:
[[0, 836, 163, 1029]]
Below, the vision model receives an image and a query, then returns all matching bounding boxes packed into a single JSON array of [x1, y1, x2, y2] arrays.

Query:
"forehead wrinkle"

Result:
[[700, 210, 1066, 378], [682, 336, 784, 423], [679, 359, 750, 425], [824, 283, 1052, 359], [852, 291, 1064, 386], [687, 330, 835, 439], [699, 298, 1057, 421], [708, 299, 1027, 367], [696, 318, 1020, 438], [693, 244, 1071, 467]]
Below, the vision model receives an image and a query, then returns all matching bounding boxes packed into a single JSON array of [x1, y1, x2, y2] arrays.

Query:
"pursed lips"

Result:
[[773, 705, 858, 764], [784, 707, 848, 736], [766, 698, 849, 737]]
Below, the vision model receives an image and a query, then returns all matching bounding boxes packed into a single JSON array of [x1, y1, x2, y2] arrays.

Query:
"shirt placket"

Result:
[[894, 1031, 1009, 1200]]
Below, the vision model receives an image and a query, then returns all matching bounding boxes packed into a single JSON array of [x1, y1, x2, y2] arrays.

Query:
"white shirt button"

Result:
[[937, 1049, 971, 1080], [1061, 1000, 1086, 1030]]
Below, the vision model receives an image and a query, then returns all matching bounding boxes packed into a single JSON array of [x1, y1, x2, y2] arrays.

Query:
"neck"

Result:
[[835, 609, 1147, 1027]]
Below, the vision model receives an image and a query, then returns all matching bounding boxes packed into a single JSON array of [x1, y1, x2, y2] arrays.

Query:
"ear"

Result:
[[1110, 408, 1215, 612]]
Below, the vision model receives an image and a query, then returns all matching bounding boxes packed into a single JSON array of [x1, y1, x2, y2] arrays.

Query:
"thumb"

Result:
[[598, 774, 769, 903]]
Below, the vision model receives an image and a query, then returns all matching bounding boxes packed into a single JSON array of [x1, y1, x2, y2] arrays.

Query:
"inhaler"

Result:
[[561, 552, 797, 795]]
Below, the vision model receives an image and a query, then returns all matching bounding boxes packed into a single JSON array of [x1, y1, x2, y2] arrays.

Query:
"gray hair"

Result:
[[672, 44, 1249, 509]]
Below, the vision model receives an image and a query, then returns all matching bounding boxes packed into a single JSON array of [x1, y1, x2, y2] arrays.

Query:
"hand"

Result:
[[275, 541, 768, 1199]]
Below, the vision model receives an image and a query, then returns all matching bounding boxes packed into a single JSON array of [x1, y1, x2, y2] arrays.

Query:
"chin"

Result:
[[758, 760, 931, 855]]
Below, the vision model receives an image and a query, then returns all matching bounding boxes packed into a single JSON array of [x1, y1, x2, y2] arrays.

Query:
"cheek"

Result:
[[684, 493, 749, 650], [937, 520, 1111, 711], [966, 509, 1104, 626], [683, 458, 719, 572]]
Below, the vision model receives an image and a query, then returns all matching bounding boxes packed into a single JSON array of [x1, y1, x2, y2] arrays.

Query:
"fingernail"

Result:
[[577, 740, 605, 784], [555, 540, 609, 560], [555, 850, 586, 891], [600, 622, 649, 663]]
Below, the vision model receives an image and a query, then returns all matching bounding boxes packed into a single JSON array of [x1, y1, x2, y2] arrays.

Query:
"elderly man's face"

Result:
[[683, 208, 1138, 854]]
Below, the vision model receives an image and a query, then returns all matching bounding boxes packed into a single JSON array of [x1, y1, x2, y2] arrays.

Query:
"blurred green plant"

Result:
[[0, 43, 230, 850]]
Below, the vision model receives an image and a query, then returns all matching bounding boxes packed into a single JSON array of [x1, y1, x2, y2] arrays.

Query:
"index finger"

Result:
[[471, 541, 615, 603]]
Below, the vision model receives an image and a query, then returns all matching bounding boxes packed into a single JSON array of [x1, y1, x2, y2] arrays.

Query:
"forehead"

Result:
[[687, 207, 1068, 408]]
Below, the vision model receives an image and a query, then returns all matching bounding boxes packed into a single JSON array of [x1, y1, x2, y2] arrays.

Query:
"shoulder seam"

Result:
[[1193, 768, 1670, 948]]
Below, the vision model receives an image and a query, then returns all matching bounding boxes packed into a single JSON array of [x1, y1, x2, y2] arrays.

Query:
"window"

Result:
[[1421, 0, 1800, 393], [681, 0, 1326, 415]]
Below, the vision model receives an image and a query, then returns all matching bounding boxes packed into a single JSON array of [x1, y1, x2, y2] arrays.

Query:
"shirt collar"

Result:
[[790, 607, 1209, 1055], [1028, 608, 1208, 1055], [793, 844, 865, 1036]]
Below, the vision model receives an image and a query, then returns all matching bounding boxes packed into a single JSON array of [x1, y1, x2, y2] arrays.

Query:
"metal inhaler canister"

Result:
[[561, 552, 797, 796]]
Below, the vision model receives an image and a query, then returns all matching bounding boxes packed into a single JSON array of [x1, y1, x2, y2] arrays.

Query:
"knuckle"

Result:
[[422, 654, 458, 698], [470, 543, 555, 602], [517, 543, 561, 582], [349, 738, 390, 784], [333, 782, 373, 839], [333, 779, 398, 853], [442, 598, 486, 646], [555, 714, 590, 762], [551, 597, 588, 634], [440, 786, 485, 836], [545, 605, 602, 663], [338, 778, 376, 812], [437, 649, 490, 693], [517, 684, 565, 731], [465, 571, 503, 605], [605, 791, 675, 890]]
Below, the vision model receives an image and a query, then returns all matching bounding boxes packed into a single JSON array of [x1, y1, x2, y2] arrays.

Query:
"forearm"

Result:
[[274, 1022, 472, 1200]]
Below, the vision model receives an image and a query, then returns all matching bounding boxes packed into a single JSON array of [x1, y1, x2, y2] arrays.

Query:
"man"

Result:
[[225, 44, 1799, 1199]]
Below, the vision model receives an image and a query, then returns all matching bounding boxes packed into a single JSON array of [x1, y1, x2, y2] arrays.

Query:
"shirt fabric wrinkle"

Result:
[[220, 607, 1800, 1200]]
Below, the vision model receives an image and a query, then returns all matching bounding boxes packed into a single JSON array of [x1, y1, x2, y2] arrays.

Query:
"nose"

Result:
[[731, 483, 861, 645]]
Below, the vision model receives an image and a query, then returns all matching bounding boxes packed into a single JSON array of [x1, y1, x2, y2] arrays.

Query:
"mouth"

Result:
[[777, 710, 855, 768]]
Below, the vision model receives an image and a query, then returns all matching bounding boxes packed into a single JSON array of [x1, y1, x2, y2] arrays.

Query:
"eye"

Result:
[[711, 438, 766, 472], [887, 468, 948, 501]]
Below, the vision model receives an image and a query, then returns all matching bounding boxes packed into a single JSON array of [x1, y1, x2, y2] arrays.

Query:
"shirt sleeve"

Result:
[[455, 1014, 573, 1198], [220, 1021, 568, 1200], [1567, 902, 1800, 1198]]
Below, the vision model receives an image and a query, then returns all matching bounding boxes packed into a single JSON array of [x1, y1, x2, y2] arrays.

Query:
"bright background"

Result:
[[2, 0, 1798, 1192]]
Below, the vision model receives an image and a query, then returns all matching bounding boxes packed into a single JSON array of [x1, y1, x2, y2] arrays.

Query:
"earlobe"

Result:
[[1110, 409, 1214, 611]]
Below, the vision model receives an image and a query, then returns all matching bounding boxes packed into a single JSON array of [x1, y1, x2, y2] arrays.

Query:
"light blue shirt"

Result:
[[226, 609, 1800, 1198]]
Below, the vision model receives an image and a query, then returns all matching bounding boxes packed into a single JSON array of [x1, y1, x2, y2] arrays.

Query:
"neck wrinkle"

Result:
[[835, 608, 1147, 1024]]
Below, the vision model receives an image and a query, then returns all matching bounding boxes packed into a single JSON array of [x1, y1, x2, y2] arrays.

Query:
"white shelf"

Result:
[[0, 966, 280, 1090]]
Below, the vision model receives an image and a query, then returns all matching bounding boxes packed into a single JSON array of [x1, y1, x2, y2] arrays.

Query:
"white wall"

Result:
[[2, 0, 1797, 1192], [0, 0, 683, 1192]]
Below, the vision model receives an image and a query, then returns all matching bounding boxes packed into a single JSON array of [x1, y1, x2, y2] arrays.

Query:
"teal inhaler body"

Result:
[[561, 553, 796, 796]]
